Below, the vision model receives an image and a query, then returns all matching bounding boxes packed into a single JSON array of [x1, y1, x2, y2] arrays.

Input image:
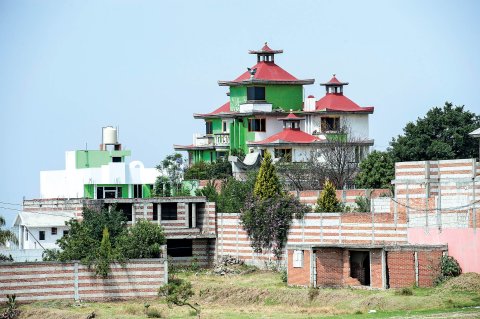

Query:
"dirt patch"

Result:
[[442, 273, 480, 292]]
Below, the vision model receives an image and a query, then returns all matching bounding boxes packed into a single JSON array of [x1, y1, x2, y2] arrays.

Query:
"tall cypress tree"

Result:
[[253, 151, 282, 199], [315, 180, 342, 212]]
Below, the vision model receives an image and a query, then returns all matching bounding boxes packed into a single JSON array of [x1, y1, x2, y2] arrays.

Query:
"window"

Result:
[[51, 227, 57, 235], [96, 186, 122, 199], [161, 203, 178, 220], [133, 184, 143, 198], [355, 146, 365, 163], [206, 121, 213, 135], [116, 203, 133, 222], [112, 157, 122, 162], [152, 203, 158, 221], [222, 121, 228, 133], [320, 117, 340, 132], [63, 230, 69, 237], [167, 239, 193, 257], [247, 86, 266, 101], [39, 231, 45, 241], [274, 148, 292, 162], [293, 250, 304, 268], [248, 118, 266, 132]]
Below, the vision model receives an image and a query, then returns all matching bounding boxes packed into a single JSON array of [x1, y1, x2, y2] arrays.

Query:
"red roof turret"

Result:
[[218, 43, 314, 86], [315, 75, 374, 113], [249, 128, 323, 145]]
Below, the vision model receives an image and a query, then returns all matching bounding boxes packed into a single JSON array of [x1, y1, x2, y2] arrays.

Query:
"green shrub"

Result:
[[436, 255, 462, 285], [395, 287, 413, 296]]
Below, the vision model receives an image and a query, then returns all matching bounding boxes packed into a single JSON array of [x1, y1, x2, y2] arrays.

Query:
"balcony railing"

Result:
[[214, 133, 230, 147], [193, 133, 230, 147]]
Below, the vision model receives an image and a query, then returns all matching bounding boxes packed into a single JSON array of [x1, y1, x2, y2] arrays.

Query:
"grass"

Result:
[[5, 270, 480, 318]]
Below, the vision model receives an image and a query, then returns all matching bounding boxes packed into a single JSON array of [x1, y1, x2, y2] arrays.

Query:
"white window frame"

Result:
[[293, 250, 304, 268]]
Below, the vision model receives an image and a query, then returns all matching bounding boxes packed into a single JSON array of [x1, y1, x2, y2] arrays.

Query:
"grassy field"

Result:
[[6, 270, 480, 318]]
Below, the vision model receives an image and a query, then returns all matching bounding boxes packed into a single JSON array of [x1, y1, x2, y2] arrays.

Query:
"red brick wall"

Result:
[[387, 251, 416, 288], [418, 250, 442, 287], [370, 249, 384, 288], [287, 250, 311, 286], [315, 248, 344, 286]]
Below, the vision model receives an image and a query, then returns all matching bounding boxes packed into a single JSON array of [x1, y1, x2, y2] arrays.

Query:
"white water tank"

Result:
[[103, 126, 118, 145]]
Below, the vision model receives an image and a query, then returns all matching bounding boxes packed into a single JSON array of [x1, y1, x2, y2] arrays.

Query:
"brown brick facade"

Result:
[[387, 251, 416, 288], [316, 248, 344, 286], [287, 249, 311, 286]]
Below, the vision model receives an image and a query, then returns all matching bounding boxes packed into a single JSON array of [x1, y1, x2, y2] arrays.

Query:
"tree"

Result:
[[96, 227, 115, 277], [241, 195, 308, 257], [43, 206, 166, 277], [45, 206, 127, 276], [0, 215, 17, 246], [158, 277, 200, 316], [390, 102, 480, 161], [276, 156, 327, 191], [316, 125, 364, 189], [253, 151, 282, 199], [184, 158, 232, 180], [153, 153, 186, 197], [315, 180, 342, 212], [355, 150, 395, 189], [216, 171, 257, 213], [117, 219, 166, 259]]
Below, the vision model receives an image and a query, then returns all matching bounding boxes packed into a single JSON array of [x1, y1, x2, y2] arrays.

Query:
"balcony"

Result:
[[214, 133, 230, 147], [192, 133, 230, 148]]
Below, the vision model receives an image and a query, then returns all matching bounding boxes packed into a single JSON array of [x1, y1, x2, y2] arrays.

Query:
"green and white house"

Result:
[[40, 126, 159, 199], [174, 43, 375, 165]]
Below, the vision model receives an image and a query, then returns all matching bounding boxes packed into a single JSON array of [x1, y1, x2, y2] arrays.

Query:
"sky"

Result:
[[1, 0, 480, 226]]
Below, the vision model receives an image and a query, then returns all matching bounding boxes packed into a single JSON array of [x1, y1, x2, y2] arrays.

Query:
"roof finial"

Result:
[[333, 73, 336, 77], [265, 42, 268, 46], [289, 109, 293, 113]]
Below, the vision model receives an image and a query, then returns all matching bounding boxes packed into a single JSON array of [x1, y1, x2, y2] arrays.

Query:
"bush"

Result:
[[436, 255, 462, 285], [395, 287, 413, 296], [354, 196, 370, 212]]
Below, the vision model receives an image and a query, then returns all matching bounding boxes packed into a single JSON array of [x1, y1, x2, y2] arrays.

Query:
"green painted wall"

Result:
[[265, 85, 303, 111], [230, 118, 254, 154], [191, 149, 216, 164], [84, 184, 94, 198], [229, 86, 247, 112], [75, 150, 131, 169], [83, 184, 129, 199], [142, 184, 153, 198], [229, 85, 303, 112]]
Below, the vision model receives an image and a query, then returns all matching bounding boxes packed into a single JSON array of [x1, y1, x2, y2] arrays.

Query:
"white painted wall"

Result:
[[17, 225, 70, 250], [309, 113, 370, 140], [253, 117, 284, 142], [40, 152, 160, 198]]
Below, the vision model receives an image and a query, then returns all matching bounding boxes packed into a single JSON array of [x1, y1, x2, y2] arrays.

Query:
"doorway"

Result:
[[349, 251, 371, 286]]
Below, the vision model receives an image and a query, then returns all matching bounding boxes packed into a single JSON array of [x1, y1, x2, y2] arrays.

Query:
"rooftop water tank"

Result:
[[102, 126, 118, 145]]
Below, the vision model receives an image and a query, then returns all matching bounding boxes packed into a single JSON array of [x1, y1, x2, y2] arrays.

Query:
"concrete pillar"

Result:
[[192, 203, 196, 228]]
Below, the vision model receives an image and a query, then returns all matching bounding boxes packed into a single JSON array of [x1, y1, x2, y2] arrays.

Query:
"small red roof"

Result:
[[307, 95, 315, 98], [277, 113, 305, 121], [248, 42, 284, 54], [234, 62, 297, 82], [315, 94, 374, 113], [321, 75, 349, 86], [250, 128, 323, 145]]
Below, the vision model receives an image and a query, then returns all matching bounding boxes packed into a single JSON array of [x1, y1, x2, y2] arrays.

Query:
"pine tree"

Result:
[[315, 180, 342, 212], [253, 151, 282, 199]]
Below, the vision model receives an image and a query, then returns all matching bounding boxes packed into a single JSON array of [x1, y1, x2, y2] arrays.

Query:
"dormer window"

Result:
[[247, 86, 265, 102]]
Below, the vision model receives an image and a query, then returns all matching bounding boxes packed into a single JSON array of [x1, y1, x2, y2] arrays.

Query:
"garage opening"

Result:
[[349, 251, 371, 286]]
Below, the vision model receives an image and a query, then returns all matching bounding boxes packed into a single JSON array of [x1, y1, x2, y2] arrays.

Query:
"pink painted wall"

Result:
[[408, 228, 480, 273]]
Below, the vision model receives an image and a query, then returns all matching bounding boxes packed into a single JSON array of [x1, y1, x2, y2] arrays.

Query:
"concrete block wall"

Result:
[[171, 238, 214, 268], [0, 259, 167, 303]]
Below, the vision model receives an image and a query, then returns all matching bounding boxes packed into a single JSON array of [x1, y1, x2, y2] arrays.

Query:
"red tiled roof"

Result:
[[250, 128, 323, 145], [210, 101, 230, 115], [234, 62, 297, 82], [261, 43, 273, 52], [195, 101, 233, 117], [315, 94, 374, 113]]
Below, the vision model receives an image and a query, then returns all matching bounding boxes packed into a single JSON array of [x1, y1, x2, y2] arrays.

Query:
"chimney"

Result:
[[304, 95, 316, 112]]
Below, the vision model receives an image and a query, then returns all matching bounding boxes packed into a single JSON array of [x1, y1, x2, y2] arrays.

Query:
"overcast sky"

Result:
[[1, 0, 479, 226]]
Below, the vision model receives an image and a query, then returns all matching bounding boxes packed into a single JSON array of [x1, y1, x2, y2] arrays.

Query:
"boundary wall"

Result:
[[0, 258, 167, 302]]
